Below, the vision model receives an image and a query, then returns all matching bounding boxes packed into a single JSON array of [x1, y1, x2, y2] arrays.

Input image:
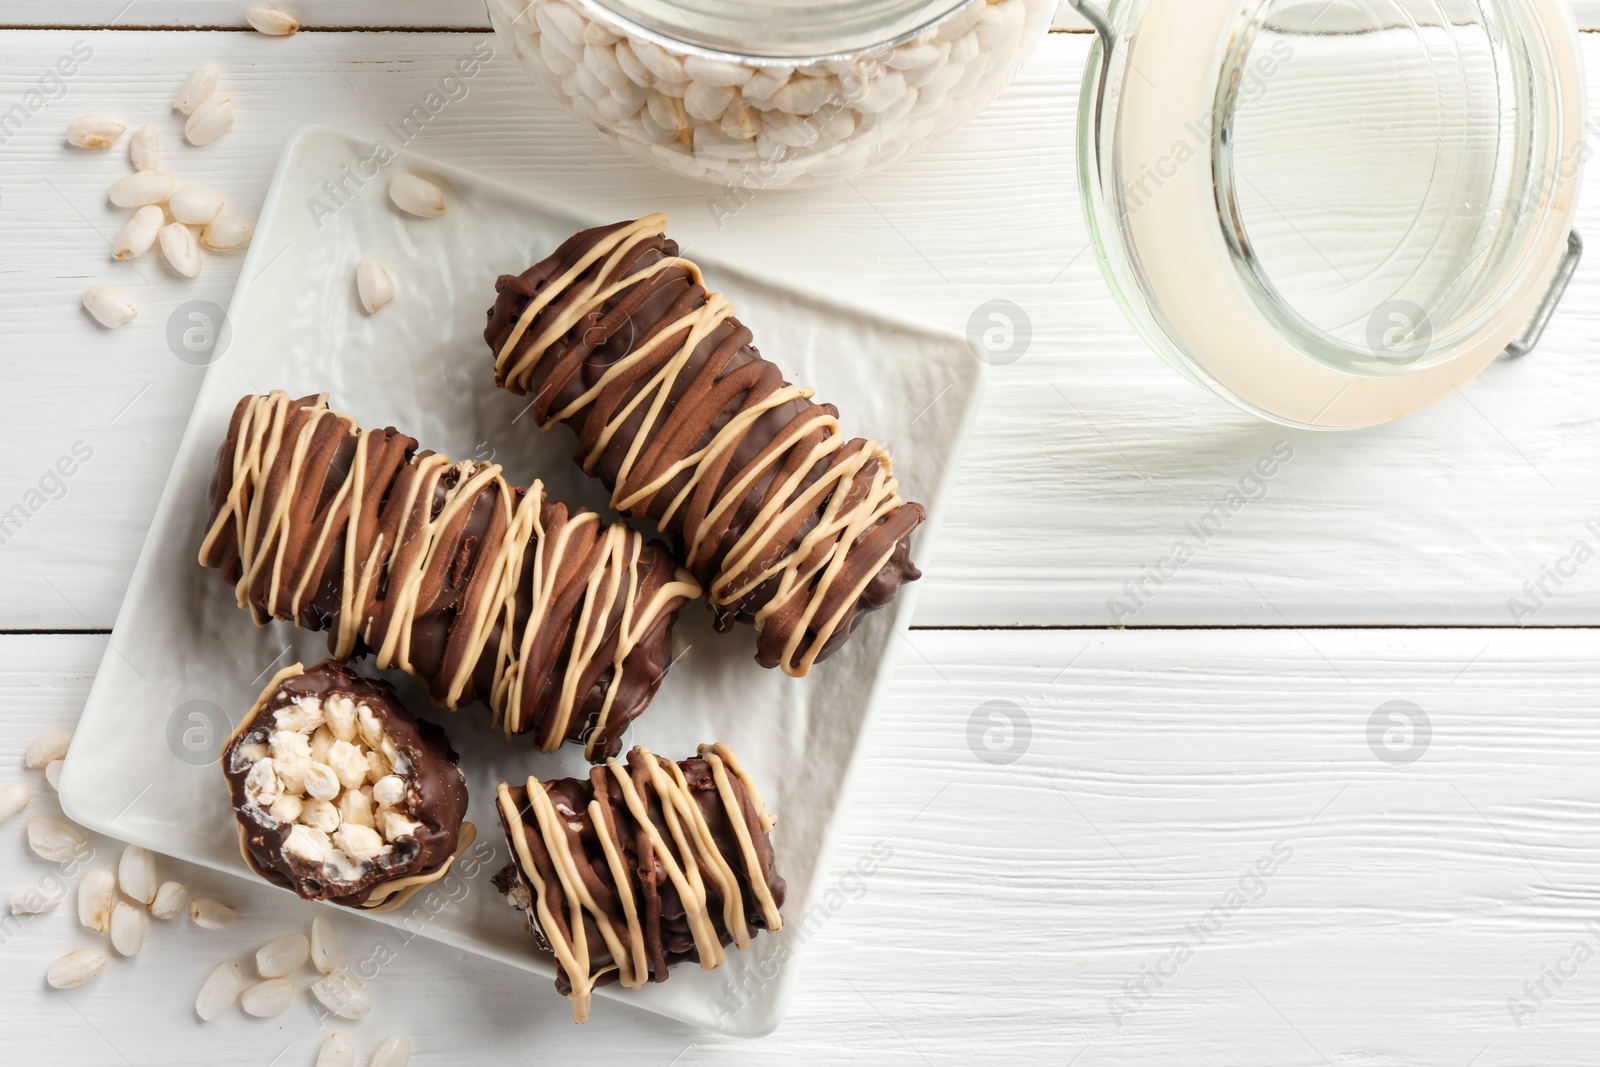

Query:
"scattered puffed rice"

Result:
[[174, 63, 219, 115], [0, 782, 29, 822], [108, 171, 174, 208], [311, 914, 338, 974], [169, 187, 224, 225], [316, 1032, 356, 1067], [128, 124, 160, 171], [25, 729, 71, 769], [110, 900, 146, 956], [78, 867, 116, 935], [66, 114, 125, 149], [189, 897, 237, 928], [255, 932, 310, 978], [195, 959, 245, 1020], [10, 884, 63, 915], [118, 845, 158, 905], [356, 258, 395, 314], [199, 214, 253, 251], [240, 976, 296, 1017], [310, 971, 371, 1020], [47, 949, 107, 989], [149, 880, 188, 920], [159, 221, 203, 278], [388, 173, 445, 218], [184, 96, 234, 146], [246, 6, 299, 35], [112, 205, 163, 261], [369, 1034, 410, 1067], [83, 285, 138, 329], [27, 816, 85, 863]]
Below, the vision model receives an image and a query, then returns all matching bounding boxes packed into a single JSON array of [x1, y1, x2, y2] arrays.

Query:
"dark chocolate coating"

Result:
[[485, 218, 924, 671], [222, 660, 468, 907], [200, 392, 696, 759], [494, 747, 785, 999]]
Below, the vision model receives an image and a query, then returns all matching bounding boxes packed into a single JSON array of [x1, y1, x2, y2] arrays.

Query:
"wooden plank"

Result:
[[0, 0, 1084, 30], [0, 0, 496, 29], [0, 2, 1081, 32], [1053, 2, 1600, 33], [3, 628, 1597, 1062], [2, 30, 1600, 630], [8, 2, 1600, 33]]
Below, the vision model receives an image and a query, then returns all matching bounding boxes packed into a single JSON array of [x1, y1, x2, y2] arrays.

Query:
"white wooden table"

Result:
[[5, 4, 1600, 1065]]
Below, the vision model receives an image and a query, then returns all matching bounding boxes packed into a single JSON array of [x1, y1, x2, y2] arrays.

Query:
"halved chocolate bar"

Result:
[[222, 660, 471, 911]]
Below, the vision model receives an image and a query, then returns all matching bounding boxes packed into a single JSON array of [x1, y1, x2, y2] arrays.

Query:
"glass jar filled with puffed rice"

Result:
[[488, 0, 1053, 192]]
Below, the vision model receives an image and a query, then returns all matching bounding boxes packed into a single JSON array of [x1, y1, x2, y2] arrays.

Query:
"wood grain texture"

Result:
[[4, 628, 1597, 1064], [7, 2, 1600, 34], [0, 1, 1091, 30], [2, 29, 1600, 630], [0, 0, 499, 29]]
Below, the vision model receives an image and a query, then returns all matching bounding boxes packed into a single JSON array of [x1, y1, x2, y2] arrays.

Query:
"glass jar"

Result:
[[488, 0, 1054, 190], [1074, 0, 1586, 427]]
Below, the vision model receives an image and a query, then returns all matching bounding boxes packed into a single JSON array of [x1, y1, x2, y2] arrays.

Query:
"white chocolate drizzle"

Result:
[[493, 213, 911, 677], [199, 391, 701, 758], [495, 743, 783, 1023]]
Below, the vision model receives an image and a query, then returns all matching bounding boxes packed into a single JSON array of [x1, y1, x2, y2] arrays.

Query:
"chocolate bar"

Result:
[[486, 214, 924, 677], [200, 391, 700, 759], [222, 660, 470, 910], [492, 743, 784, 1022]]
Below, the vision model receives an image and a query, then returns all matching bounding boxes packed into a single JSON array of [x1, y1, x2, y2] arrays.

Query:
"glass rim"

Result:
[[571, 0, 984, 62]]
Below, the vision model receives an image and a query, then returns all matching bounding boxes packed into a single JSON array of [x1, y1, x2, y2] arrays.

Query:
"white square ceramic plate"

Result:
[[59, 125, 982, 1036]]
